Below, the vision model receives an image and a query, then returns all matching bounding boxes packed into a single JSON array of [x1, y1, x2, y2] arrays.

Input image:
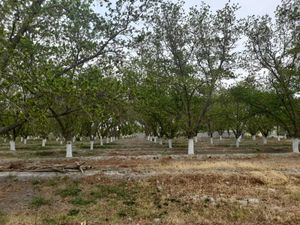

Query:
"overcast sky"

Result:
[[181, 0, 282, 18]]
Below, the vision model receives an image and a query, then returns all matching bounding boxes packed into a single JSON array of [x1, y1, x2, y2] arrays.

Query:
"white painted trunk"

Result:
[[66, 143, 72, 158], [235, 139, 240, 148], [219, 136, 223, 141], [292, 138, 299, 153], [4, 138, 6, 143], [238, 135, 242, 142], [168, 139, 173, 149], [188, 138, 194, 155], [106, 137, 110, 144], [72, 136, 76, 143], [100, 136, 103, 146], [9, 141, 16, 151], [20, 137, 23, 142], [277, 136, 281, 142], [80, 137, 83, 141], [60, 140, 63, 145], [159, 139, 163, 145], [42, 139, 46, 147], [194, 137, 198, 143], [90, 141, 94, 150], [24, 138, 27, 144], [110, 137, 113, 143], [210, 137, 214, 145], [154, 137, 157, 143], [262, 136, 267, 145], [252, 135, 256, 141]]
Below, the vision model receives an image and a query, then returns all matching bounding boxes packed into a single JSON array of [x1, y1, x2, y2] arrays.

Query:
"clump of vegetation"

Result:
[[30, 196, 50, 208], [57, 185, 81, 197], [0, 211, 8, 225], [67, 209, 80, 216], [70, 197, 95, 206]]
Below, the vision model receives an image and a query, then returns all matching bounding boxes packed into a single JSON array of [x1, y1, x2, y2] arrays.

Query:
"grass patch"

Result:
[[291, 191, 300, 201], [57, 185, 81, 197], [30, 196, 50, 208], [67, 209, 80, 216], [0, 211, 8, 225], [70, 197, 95, 206]]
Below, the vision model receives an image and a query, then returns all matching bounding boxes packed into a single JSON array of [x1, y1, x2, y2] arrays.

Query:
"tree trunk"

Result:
[[42, 139, 47, 147], [277, 136, 281, 142], [110, 137, 113, 143], [154, 136, 157, 143], [159, 139, 163, 145], [235, 139, 240, 148], [188, 138, 194, 155], [24, 138, 27, 144], [252, 135, 256, 141], [100, 136, 103, 146], [90, 140, 94, 150], [292, 138, 299, 153], [66, 141, 72, 158], [9, 140, 16, 151], [262, 136, 267, 145], [210, 137, 214, 145], [106, 137, 110, 144], [219, 136, 223, 141], [168, 139, 173, 149]]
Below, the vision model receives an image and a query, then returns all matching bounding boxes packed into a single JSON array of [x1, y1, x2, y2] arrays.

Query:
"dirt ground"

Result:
[[0, 136, 299, 225]]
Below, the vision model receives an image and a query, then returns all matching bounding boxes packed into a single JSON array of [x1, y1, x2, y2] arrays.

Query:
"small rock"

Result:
[[239, 200, 248, 206], [247, 198, 260, 204], [154, 218, 161, 223]]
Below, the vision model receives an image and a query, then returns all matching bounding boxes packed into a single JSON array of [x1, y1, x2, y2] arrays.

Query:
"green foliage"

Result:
[[70, 197, 95, 206], [30, 196, 50, 208], [57, 186, 81, 197], [67, 209, 80, 216]]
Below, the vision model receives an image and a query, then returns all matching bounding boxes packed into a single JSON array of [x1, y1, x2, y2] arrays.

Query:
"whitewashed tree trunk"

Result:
[[252, 135, 256, 141], [9, 141, 16, 151], [106, 137, 110, 144], [154, 137, 157, 143], [188, 138, 194, 155], [20, 137, 23, 142], [60, 140, 63, 145], [292, 138, 299, 153], [277, 136, 281, 141], [159, 139, 163, 145], [100, 136, 103, 146], [262, 136, 267, 145], [4, 138, 6, 143], [80, 137, 83, 141], [90, 141, 94, 150], [210, 137, 214, 145], [110, 137, 113, 143], [42, 139, 46, 147], [168, 139, 173, 149], [235, 138, 240, 148], [72, 136, 76, 143], [24, 138, 27, 145], [66, 142, 72, 158], [194, 137, 198, 143], [219, 136, 223, 141]]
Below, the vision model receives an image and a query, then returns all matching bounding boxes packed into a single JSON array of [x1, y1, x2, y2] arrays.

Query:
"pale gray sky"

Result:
[[181, 0, 282, 18]]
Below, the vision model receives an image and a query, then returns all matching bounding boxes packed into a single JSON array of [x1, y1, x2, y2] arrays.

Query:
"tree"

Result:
[[244, 0, 300, 152], [138, 1, 240, 154]]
